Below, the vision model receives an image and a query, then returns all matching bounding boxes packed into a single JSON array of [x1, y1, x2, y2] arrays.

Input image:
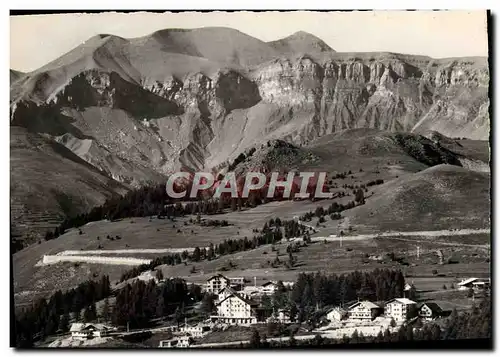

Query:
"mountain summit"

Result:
[[268, 31, 335, 56]]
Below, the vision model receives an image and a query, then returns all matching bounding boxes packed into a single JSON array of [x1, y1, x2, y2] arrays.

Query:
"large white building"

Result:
[[347, 301, 381, 321], [211, 288, 258, 325], [384, 298, 417, 322]]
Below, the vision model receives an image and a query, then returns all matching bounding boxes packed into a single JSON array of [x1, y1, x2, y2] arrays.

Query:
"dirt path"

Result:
[[57, 248, 198, 256], [382, 236, 489, 249], [300, 228, 490, 243]]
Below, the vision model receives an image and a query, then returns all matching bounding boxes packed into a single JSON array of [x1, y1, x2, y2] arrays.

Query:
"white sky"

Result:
[[10, 10, 489, 72]]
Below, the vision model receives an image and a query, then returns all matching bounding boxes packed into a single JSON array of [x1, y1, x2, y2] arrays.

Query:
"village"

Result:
[[51, 273, 490, 348]]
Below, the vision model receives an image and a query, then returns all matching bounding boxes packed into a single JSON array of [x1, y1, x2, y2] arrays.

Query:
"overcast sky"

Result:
[[10, 10, 488, 72]]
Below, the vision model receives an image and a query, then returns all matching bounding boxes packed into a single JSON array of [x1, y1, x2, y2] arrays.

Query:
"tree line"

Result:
[[14, 276, 111, 348], [112, 278, 202, 329]]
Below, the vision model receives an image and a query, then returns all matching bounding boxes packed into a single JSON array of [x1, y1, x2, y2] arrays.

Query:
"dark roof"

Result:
[[206, 273, 230, 282], [217, 286, 237, 295], [420, 302, 444, 314], [216, 290, 259, 307], [262, 281, 277, 287]]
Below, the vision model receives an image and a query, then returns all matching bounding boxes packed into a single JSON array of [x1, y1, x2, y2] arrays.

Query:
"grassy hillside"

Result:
[[10, 126, 127, 244], [343, 164, 490, 232]]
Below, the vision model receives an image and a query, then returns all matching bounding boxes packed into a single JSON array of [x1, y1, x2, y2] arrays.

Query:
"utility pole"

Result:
[[127, 321, 129, 333], [417, 246, 420, 260]]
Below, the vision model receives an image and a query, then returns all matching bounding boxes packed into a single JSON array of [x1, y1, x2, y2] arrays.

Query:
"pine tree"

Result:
[[354, 189, 365, 204], [313, 333, 324, 346], [156, 296, 166, 317], [73, 308, 81, 322], [201, 294, 215, 317], [58, 311, 70, 332], [102, 298, 110, 321], [155, 269, 164, 281], [192, 247, 201, 262], [174, 306, 184, 327], [351, 329, 360, 344], [250, 329, 261, 348], [83, 302, 97, 322]]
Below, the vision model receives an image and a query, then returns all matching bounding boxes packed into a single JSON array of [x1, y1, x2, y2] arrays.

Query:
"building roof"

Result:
[[347, 300, 380, 310], [327, 306, 347, 314], [420, 302, 443, 314], [70, 323, 111, 332], [217, 286, 238, 295], [458, 277, 478, 286], [262, 281, 277, 287], [387, 298, 417, 305], [206, 273, 230, 282], [216, 290, 259, 307]]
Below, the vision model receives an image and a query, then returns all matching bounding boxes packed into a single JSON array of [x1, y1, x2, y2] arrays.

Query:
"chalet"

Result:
[[159, 335, 192, 348], [180, 323, 211, 338], [384, 298, 417, 322], [347, 301, 381, 321], [70, 323, 113, 340], [211, 289, 259, 325], [326, 307, 348, 322], [419, 302, 444, 320], [261, 281, 278, 295], [457, 278, 490, 291]]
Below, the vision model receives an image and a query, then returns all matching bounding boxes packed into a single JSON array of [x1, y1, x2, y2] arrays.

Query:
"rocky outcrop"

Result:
[[249, 55, 488, 145]]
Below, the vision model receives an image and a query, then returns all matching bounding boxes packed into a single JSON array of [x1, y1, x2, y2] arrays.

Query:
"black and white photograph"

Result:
[[9, 9, 492, 349]]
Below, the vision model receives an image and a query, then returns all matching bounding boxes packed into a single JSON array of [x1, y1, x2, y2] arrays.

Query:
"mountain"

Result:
[[10, 126, 127, 243], [10, 27, 490, 243], [267, 31, 335, 58]]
